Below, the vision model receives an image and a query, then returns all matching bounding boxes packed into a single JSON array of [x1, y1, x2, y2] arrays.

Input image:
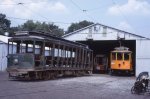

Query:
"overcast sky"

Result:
[[0, 0, 150, 37]]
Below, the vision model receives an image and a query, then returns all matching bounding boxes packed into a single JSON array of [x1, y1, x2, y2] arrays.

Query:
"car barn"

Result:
[[63, 23, 150, 76]]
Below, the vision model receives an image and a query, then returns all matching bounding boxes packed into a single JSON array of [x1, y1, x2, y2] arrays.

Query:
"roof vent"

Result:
[[86, 28, 93, 40]]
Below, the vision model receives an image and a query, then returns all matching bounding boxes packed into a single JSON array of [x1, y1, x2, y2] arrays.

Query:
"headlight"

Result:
[[13, 59, 19, 65]]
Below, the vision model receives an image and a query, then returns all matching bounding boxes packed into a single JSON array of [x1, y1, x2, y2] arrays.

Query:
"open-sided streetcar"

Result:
[[7, 31, 93, 80]]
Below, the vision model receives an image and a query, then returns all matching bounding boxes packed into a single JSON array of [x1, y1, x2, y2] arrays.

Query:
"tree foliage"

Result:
[[66, 20, 94, 33], [0, 13, 11, 35], [0, 13, 94, 37], [17, 20, 64, 37]]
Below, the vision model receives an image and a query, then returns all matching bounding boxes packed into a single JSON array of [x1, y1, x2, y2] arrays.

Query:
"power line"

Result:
[[7, 2, 71, 25], [7, 16, 71, 25], [69, 0, 97, 22], [0, 1, 110, 13], [0, 4, 17, 5], [111, 0, 138, 33], [0, 2, 24, 5], [70, 0, 83, 11], [0, 1, 46, 6], [18, 3, 50, 21], [111, 0, 129, 22], [17, 3, 73, 26], [1, 2, 71, 25]]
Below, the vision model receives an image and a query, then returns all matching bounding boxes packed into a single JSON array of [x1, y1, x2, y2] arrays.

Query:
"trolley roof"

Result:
[[111, 46, 132, 53], [9, 31, 90, 49]]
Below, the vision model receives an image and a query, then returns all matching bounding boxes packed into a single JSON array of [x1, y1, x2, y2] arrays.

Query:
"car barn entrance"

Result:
[[78, 40, 136, 75]]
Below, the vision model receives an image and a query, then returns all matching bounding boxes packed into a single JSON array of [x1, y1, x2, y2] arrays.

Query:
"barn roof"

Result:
[[62, 23, 150, 40]]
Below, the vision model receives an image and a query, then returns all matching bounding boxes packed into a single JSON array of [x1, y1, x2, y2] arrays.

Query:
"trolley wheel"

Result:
[[42, 71, 51, 80], [109, 70, 113, 76]]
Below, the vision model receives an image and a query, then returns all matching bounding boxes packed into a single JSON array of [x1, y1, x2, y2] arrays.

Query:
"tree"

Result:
[[22, 20, 37, 31], [18, 20, 64, 37], [0, 13, 11, 35], [66, 20, 94, 33]]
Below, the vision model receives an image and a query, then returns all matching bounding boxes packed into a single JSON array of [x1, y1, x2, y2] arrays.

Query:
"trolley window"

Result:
[[8, 41, 17, 54], [14, 40, 34, 54], [117, 53, 123, 60], [111, 53, 116, 60], [45, 47, 51, 56], [124, 53, 130, 60], [27, 43, 34, 53]]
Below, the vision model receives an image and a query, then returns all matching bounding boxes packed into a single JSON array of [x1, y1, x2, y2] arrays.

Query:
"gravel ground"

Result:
[[0, 72, 150, 99]]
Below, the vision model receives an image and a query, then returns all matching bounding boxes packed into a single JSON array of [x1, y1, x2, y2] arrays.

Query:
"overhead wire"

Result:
[[1, 1, 110, 24], [1, 2, 71, 28], [7, 16, 71, 25], [69, 0, 97, 22], [70, 0, 83, 11], [111, 0, 138, 34], [4, 2, 71, 25], [1, 1, 113, 30], [0, 1, 47, 6], [17, 3, 50, 22]]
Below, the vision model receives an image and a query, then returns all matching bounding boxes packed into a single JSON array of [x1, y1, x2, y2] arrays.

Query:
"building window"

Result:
[[103, 26, 107, 37], [94, 26, 98, 32], [94, 25, 100, 33], [89, 27, 92, 33]]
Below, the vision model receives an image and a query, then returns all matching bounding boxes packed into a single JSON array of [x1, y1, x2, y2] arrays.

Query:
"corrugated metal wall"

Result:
[[0, 43, 8, 71], [136, 40, 150, 76]]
